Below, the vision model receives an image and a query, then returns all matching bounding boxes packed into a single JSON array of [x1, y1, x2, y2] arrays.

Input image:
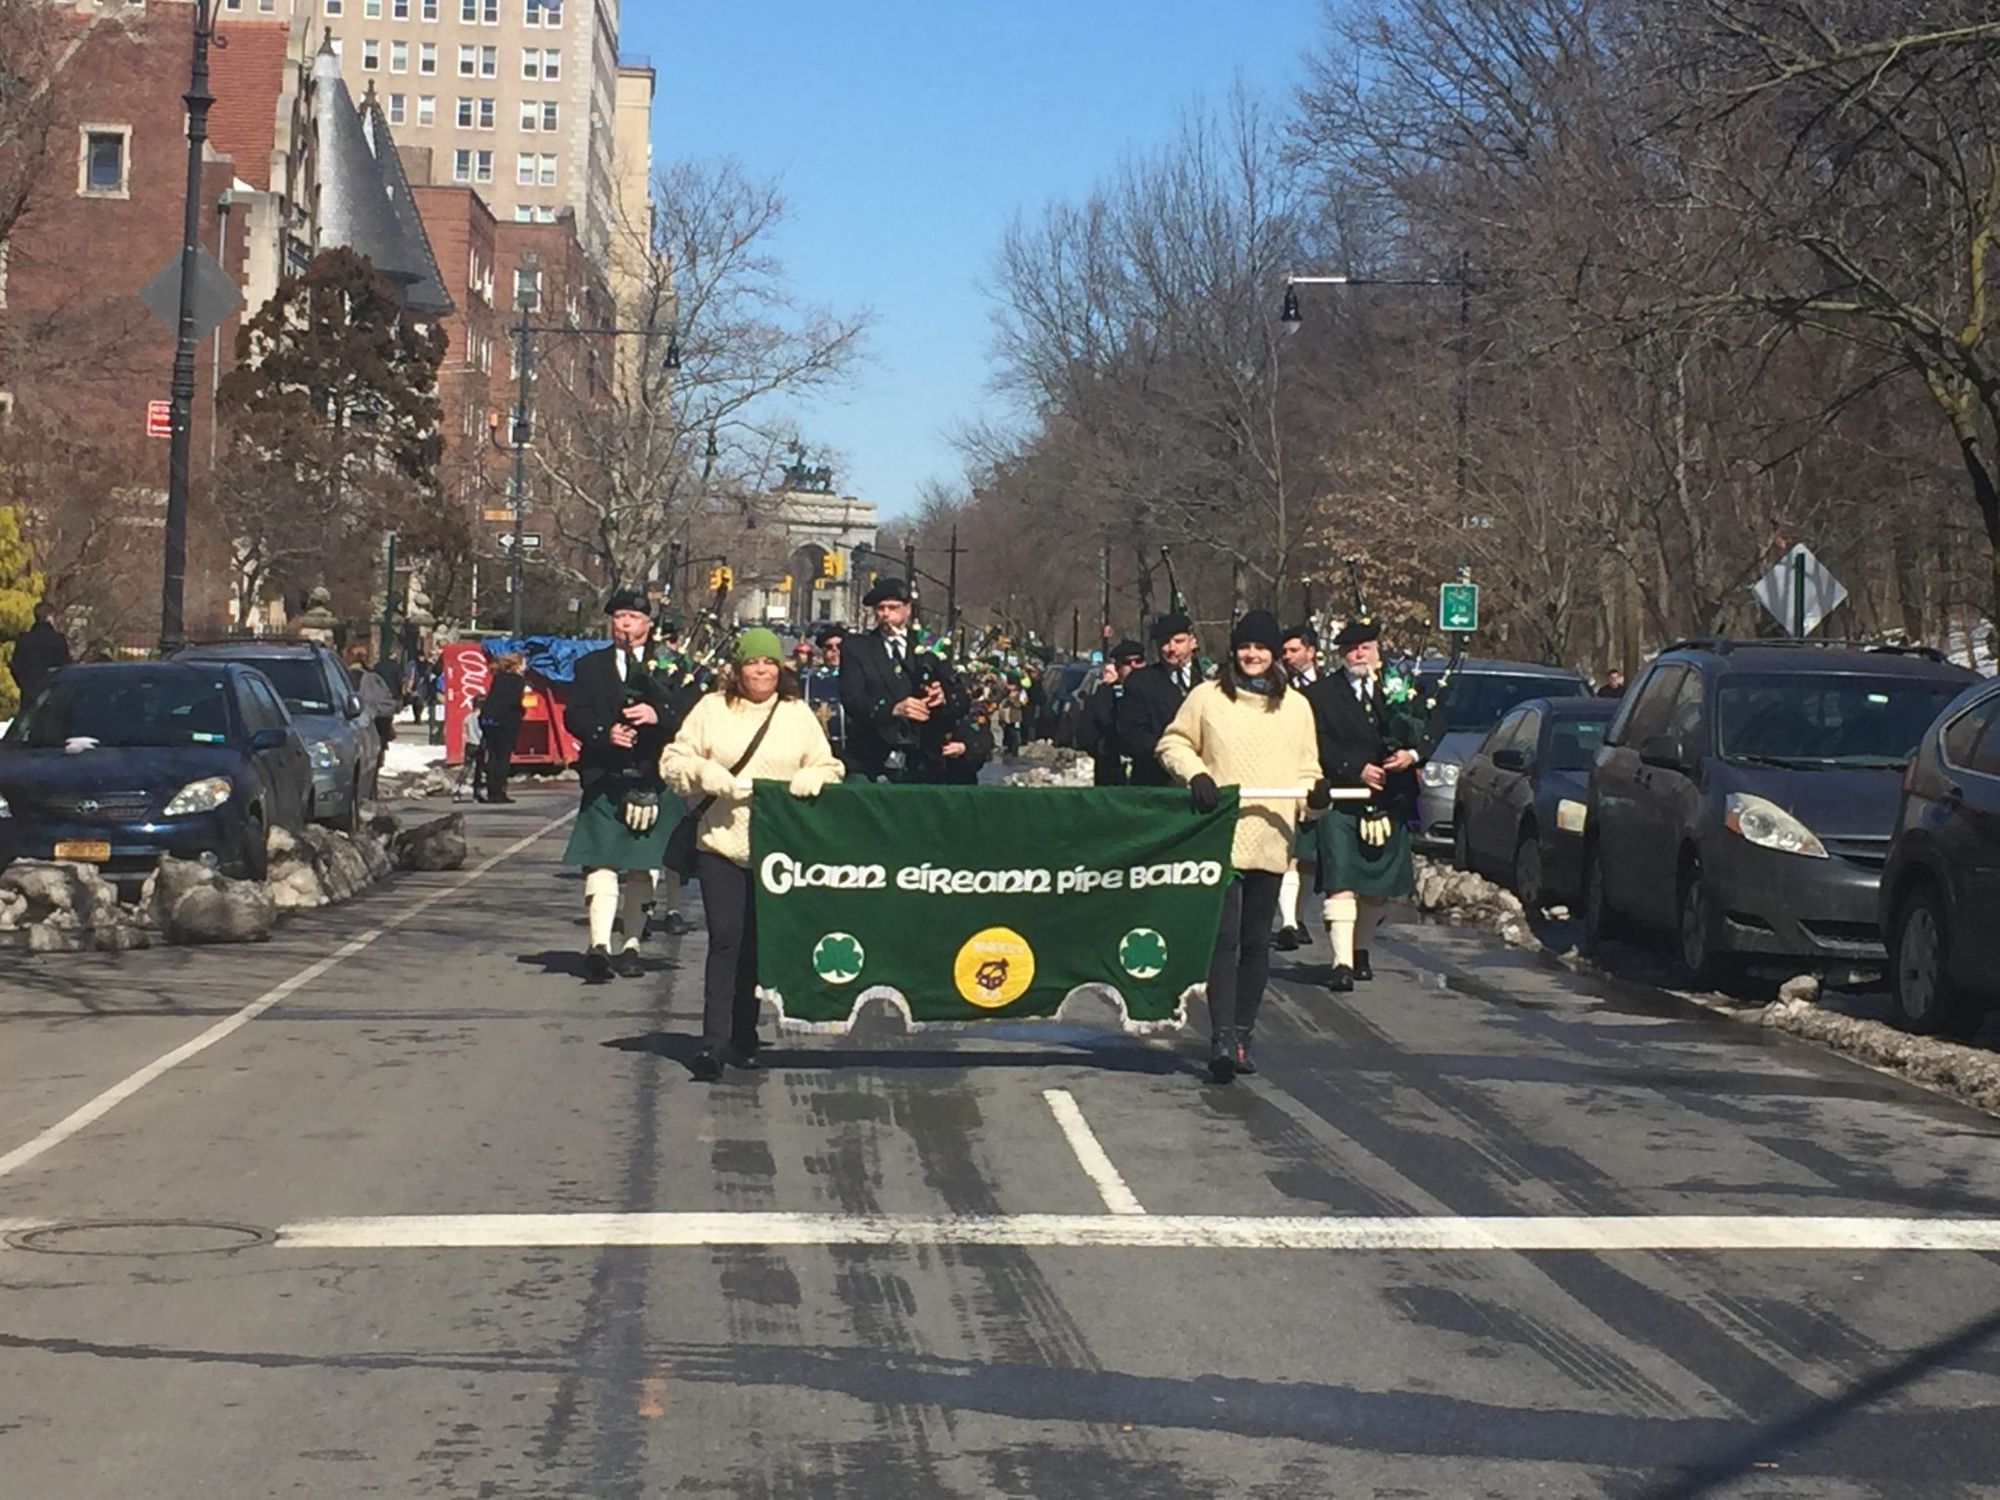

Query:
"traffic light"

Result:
[[707, 565, 724, 591], [719, 564, 734, 592], [779, 573, 793, 593], [819, 550, 842, 580]]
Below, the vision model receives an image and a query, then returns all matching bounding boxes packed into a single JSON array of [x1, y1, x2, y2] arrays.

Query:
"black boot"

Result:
[[1273, 925, 1301, 952], [584, 945, 614, 982], [612, 946, 645, 979], [1354, 950, 1374, 982], [725, 1037, 766, 1071], [1234, 1031, 1258, 1076], [1328, 964, 1355, 994], [688, 1047, 725, 1083], [1208, 1035, 1237, 1083]]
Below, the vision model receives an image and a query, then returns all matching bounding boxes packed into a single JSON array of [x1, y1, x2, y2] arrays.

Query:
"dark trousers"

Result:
[[482, 720, 520, 800], [1205, 870, 1282, 1041], [1092, 754, 1127, 787], [696, 851, 761, 1051]]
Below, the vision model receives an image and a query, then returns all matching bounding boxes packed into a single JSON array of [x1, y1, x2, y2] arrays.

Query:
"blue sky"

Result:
[[625, 0, 1330, 517]]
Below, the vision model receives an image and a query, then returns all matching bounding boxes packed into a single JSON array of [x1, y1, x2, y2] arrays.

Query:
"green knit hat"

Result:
[[733, 627, 785, 665]]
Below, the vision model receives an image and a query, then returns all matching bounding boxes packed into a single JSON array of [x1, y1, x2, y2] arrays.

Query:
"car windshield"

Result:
[[7, 672, 236, 749], [1716, 674, 1966, 766], [1548, 718, 1607, 772], [1426, 673, 1586, 733], [210, 656, 332, 713]]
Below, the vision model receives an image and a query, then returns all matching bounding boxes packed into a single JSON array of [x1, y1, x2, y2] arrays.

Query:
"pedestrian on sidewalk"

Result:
[[1301, 619, 1424, 992], [8, 602, 70, 711], [562, 590, 678, 980], [663, 627, 845, 1081], [1158, 609, 1327, 1083], [479, 652, 527, 804]]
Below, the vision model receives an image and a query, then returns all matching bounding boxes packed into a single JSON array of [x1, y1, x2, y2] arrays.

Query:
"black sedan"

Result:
[[1451, 696, 1617, 908], [0, 662, 313, 889]]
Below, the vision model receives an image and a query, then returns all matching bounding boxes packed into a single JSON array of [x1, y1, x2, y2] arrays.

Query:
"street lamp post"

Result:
[[159, 0, 218, 653]]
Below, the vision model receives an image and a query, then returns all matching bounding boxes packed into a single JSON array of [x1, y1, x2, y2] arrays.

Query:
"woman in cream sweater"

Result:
[[1158, 610, 1327, 1083], [662, 628, 845, 1081]]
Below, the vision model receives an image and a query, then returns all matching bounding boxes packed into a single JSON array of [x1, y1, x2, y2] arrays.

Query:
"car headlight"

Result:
[[1724, 792, 1827, 858], [309, 740, 339, 770], [163, 777, 234, 817], [1421, 761, 1460, 789]]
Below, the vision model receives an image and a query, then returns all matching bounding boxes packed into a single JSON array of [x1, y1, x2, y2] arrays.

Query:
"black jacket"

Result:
[[8, 621, 69, 707], [1114, 661, 1191, 787], [482, 668, 527, 727], [837, 629, 923, 778], [1303, 674, 1420, 820], [564, 646, 676, 791]]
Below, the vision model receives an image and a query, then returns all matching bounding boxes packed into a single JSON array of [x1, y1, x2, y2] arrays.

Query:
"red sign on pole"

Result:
[[146, 400, 173, 439]]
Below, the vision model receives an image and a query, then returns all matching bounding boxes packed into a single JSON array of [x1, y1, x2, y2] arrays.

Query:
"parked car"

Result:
[[1414, 657, 1592, 845], [1451, 696, 1618, 908], [0, 661, 314, 890], [1878, 675, 2000, 1034], [1580, 640, 1976, 985], [174, 639, 380, 831]]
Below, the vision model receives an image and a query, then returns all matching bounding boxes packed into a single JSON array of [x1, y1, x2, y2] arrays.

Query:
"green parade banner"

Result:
[[750, 782, 1240, 1032]]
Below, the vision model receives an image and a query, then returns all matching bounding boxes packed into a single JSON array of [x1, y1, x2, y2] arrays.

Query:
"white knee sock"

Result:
[[1355, 896, 1387, 954], [584, 868, 618, 950], [1277, 866, 1301, 930], [1324, 892, 1358, 969], [618, 871, 656, 951]]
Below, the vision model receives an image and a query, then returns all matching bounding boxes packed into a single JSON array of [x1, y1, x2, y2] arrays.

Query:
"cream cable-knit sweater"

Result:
[[1157, 680, 1324, 875], [661, 693, 846, 867]]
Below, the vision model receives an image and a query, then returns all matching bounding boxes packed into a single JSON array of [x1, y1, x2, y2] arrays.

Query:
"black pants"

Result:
[[1205, 870, 1282, 1041], [1092, 754, 1127, 787], [483, 720, 520, 800], [696, 852, 761, 1052]]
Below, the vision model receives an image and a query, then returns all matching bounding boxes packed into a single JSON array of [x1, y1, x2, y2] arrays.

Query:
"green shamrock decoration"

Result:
[[812, 933, 865, 985], [1119, 927, 1169, 981]]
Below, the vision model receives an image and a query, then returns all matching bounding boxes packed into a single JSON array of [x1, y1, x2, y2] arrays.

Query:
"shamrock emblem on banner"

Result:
[[812, 932, 865, 985], [1119, 927, 1169, 981]]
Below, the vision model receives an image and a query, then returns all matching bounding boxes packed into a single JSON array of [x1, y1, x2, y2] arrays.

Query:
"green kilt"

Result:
[[561, 775, 681, 871], [1310, 808, 1414, 899], [1292, 821, 1318, 861]]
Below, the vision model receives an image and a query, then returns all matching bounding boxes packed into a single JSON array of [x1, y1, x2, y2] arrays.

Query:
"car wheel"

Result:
[[330, 773, 362, 835], [1452, 815, 1472, 872], [1676, 867, 1735, 989], [1581, 843, 1621, 953], [1514, 830, 1545, 912], [1891, 885, 1967, 1036], [241, 809, 270, 882]]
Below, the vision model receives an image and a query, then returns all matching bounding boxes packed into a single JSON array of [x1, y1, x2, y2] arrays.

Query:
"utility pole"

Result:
[[377, 532, 399, 671], [1454, 249, 1472, 514], [159, 0, 218, 653], [508, 295, 534, 637], [1099, 544, 1112, 647]]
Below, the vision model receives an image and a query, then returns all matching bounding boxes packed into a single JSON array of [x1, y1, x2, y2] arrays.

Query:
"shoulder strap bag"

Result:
[[663, 698, 783, 879]]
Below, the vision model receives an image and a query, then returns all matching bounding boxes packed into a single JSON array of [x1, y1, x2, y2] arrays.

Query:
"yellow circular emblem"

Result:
[[952, 926, 1036, 1009]]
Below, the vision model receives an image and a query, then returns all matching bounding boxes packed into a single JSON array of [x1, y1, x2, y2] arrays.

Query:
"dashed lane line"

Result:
[[1042, 1088, 1147, 1215], [0, 812, 576, 1183]]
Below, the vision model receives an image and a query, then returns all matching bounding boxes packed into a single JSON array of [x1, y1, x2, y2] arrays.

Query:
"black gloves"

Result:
[[1306, 777, 1331, 811], [1188, 774, 1220, 813]]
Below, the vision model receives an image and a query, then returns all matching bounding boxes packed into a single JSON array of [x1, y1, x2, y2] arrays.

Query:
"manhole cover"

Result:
[[5, 1219, 275, 1257]]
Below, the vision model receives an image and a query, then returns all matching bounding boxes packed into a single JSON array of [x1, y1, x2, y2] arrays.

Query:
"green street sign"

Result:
[[1439, 581, 1480, 633]]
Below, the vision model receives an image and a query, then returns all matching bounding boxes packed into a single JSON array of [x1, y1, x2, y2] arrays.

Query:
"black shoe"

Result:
[[1328, 964, 1355, 994], [663, 911, 693, 937], [689, 1047, 725, 1083], [1354, 950, 1374, 982], [1273, 925, 1301, 952], [1234, 1032, 1258, 1076], [613, 946, 645, 978], [584, 945, 614, 982], [1208, 1035, 1237, 1083], [725, 1039, 766, 1071]]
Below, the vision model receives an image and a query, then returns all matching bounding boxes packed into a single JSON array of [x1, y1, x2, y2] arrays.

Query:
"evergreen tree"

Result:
[[0, 505, 46, 719]]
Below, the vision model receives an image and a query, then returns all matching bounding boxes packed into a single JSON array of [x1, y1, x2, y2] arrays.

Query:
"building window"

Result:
[[521, 46, 562, 80], [479, 45, 497, 77], [417, 94, 436, 125], [514, 203, 533, 221], [516, 151, 535, 185], [364, 0, 382, 16], [78, 126, 130, 198], [422, 0, 438, 18], [388, 92, 406, 124], [478, 96, 495, 128], [361, 38, 380, 70], [519, 99, 537, 131], [475, 149, 493, 183], [389, 39, 408, 72], [457, 43, 476, 75], [419, 41, 437, 73], [538, 153, 557, 186], [458, 0, 475, 17], [536, 204, 555, 223], [482, 0, 498, 19], [453, 148, 473, 183], [393, 0, 410, 17], [524, 0, 561, 25], [540, 100, 558, 131], [514, 267, 541, 310], [324, 0, 342, 13], [456, 96, 473, 128]]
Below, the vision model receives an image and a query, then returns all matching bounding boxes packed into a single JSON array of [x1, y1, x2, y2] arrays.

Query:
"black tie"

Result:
[[1175, 667, 1188, 693], [625, 648, 643, 681], [890, 637, 905, 666]]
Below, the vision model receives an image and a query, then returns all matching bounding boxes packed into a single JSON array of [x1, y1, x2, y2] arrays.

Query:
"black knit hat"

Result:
[[1109, 639, 1145, 663], [1230, 609, 1282, 652]]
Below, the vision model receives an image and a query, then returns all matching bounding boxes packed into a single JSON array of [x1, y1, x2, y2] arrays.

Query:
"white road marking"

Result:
[[0, 812, 575, 1183], [250, 1212, 2000, 1252], [1041, 1088, 1147, 1216]]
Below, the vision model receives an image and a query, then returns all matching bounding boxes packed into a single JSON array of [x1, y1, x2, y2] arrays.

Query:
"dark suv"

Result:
[[1878, 676, 2000, 1034], [1581, 640, 1976, 985]]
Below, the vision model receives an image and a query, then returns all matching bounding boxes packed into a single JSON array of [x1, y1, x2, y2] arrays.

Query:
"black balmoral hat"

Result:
[[1332, 618, 1382, 650], [862, 577, 911, 606], [605, 586, 651, 616], [1149, 611, 1193, 643]]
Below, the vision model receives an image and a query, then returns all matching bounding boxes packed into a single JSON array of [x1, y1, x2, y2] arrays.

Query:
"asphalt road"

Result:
[[4, 784, 2000, 1498]]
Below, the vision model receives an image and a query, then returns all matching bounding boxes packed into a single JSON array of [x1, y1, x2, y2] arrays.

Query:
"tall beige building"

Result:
[[305, 0, 633, 258], [608, 58, 660, 395]]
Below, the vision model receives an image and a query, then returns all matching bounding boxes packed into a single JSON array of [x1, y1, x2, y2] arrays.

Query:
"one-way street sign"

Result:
[[499, 532, 542, 551]]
